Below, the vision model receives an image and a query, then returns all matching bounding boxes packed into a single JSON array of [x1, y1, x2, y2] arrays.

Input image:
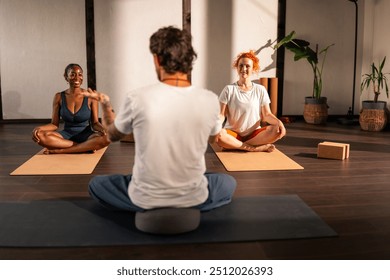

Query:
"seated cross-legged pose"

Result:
[[82, 26, 237, 213], [32, 64, 110, 154], [216, 50, 286, 152]]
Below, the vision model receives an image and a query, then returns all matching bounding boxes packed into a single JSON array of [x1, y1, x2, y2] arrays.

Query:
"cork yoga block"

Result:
[[317, 141, 350, 160]]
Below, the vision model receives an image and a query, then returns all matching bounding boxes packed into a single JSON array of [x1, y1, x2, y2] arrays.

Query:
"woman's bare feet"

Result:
[[253, 143, 275, 152], [43, 148, 63, 154], [239, 143, 275, 152], [43, 148, 96, 154]]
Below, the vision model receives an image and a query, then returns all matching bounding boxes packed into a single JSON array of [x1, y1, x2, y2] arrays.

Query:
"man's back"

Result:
[[114, 82, 221, 209], [85, 26, 236, 214]]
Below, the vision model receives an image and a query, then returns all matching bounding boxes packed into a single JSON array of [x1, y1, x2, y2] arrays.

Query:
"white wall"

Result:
[[0, 0, 86, 119], [0, 0, 278, 119], [283, 0, 358, 115], [192, 0, 278, 95], [1, 0, 389, 119], [284, 0, 390, 115], [94, 0, 182, 111], [360, 0, 390, 107], [232, 0, 278, 80], [95, 0, 278, 109]]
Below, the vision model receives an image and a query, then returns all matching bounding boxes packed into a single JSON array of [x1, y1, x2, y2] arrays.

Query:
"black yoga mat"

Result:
[[0, 195, 337, 247]]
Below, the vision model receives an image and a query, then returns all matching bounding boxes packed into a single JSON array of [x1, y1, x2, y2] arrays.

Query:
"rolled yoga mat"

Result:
[[259, 77, 278, 116]]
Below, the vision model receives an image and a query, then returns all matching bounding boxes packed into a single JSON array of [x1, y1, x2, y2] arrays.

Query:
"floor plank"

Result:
[[1, 121, 390, 259]]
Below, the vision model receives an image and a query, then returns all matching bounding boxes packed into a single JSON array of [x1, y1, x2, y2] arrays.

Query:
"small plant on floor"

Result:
[[360, 56, 389, 102]]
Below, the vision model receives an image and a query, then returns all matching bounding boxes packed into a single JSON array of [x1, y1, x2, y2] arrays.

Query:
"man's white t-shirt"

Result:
[[114, 82, 221, 209], [219, 83, 271, 137]]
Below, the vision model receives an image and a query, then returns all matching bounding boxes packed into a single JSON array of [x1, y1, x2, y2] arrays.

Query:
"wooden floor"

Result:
[[1, 120, 390, 260]]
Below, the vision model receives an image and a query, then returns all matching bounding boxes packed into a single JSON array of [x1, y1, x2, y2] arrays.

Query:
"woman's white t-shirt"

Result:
[[219, 82, 271, 137]]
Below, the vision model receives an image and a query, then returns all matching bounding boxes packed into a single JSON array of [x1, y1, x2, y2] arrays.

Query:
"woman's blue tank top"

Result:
[[60, 91, 91, 133]]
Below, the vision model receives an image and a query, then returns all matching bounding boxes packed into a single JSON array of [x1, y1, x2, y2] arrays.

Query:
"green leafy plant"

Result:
[[360, 57, 389, 102], [274, 31, 334, 99]]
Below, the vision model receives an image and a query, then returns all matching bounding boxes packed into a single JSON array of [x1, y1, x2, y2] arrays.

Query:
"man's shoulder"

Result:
[[131, 83, 162, 92], [124, 83, 162, 98]]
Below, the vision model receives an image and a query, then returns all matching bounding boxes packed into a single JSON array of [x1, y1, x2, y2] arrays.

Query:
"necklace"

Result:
[[162, 78, 189, 82], [161, 77, 190, 86]]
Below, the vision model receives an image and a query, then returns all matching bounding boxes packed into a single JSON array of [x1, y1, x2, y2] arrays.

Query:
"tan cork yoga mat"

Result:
[[211, 143, 303, 171], [10, 147, 108, 175]]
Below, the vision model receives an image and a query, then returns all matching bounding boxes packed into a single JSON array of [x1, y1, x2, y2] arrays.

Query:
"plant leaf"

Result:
[[379, 56, 386, 72], [319, 44, 335, 55], [273, 31, 296, 49], [291, 39, 310, 48], [306, 47, 318, 64]]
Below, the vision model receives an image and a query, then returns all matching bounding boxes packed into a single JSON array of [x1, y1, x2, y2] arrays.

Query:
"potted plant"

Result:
[[359, 56, 389, 131], [274, 31, 334, 124]]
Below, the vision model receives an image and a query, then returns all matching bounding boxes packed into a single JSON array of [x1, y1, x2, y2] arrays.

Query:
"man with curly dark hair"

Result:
[[82, 26, 236, 212]]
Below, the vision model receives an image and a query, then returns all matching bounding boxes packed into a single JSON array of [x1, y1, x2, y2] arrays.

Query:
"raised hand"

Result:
[[82, 88, 110, 105]]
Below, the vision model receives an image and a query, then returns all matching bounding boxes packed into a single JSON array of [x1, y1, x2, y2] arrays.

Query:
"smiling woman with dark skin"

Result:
[[32, 63, 110, 154]]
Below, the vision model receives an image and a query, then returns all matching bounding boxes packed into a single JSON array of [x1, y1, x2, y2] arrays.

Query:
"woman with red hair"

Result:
[[216, 50, 286, 152]]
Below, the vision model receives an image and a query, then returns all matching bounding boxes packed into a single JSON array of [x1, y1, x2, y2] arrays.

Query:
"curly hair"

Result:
[[232, 50, 260, 73], [149, 26, 197, 74], [64, 63, 83, 77]]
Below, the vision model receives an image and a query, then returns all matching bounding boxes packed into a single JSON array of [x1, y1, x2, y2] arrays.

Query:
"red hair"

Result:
[[232, 50, 260, 72]]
